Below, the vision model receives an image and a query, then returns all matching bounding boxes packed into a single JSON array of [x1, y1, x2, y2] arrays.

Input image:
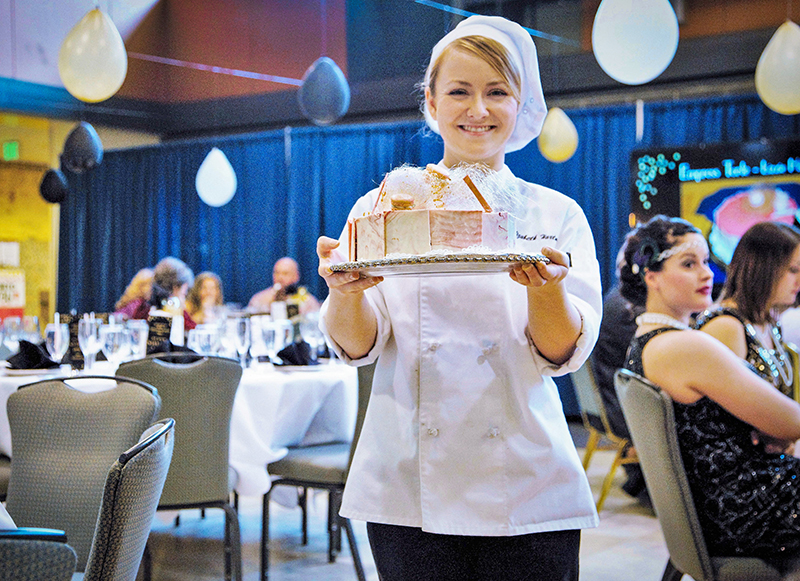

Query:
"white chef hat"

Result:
[[423, 15, 547, 153]]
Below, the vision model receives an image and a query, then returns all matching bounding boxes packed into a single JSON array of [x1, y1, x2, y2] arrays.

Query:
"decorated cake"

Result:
[[348, 164, 518, 262]]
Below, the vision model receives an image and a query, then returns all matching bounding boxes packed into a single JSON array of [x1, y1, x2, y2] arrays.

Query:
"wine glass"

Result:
[[126, 320, 149, 360], [299, 313, 324, 363], [2, 317, 22, 353], [21, 316, 40, 343], [99, 323, 131, 367], [77, 317, 102, 372], [188, 324, 220, 356], [44, 323, 69, 365], [226, 317, 251, 367]]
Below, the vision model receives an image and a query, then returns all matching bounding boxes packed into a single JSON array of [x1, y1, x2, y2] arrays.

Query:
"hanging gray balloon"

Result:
[[40, 169, 69, 204], [298, 57, 350, 126], [61, 121, 104, 173]]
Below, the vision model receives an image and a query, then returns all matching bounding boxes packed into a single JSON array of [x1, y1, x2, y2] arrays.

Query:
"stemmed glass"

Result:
[[187, 324, 221, 356], [226, 317, 251, 367], [99, 323, 131, 367], [44, 323, 69, 366], [126, 320, 149, 361], [21, 316, 40, 343], [2, 317, 22, 353], [299, 313, 324, 363], [77, 317, 102, 372]]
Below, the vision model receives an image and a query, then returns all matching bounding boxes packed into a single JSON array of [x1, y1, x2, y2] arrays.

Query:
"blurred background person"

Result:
[[113, 267, 153, 320], [186, 271, 224, 324], [695, 221, 800, 400], [248, 256, 320, 315], [130, 256, 197, 332]]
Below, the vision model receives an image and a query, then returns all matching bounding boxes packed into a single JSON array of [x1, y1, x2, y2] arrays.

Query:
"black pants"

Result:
[[367, 522, 580, 581]]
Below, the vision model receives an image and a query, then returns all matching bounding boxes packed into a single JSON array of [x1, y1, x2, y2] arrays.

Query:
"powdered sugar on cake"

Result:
[[349, 164, 520, 262]]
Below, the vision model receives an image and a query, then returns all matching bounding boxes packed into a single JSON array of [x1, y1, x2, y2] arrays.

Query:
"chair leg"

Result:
[[300, 486, 308, 545], [223, 502, 243, 581], [142, 541, 153, 581], [661, 559, 684, 581], [342, 517, 367, 581], [596, 442, 627, 512], [327, 490, 338, 563], [582, 429, 601, 470], [262, 490, 271, 581]]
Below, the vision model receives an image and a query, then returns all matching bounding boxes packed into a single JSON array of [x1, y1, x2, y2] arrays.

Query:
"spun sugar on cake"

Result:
[[348, 164, 518, 261]]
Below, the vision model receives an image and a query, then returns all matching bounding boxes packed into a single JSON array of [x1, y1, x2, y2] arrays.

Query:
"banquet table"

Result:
[[0, 360, 358, 497]]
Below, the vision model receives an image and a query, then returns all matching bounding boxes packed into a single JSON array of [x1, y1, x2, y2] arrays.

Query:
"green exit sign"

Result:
[[2, 141, 19, 161]]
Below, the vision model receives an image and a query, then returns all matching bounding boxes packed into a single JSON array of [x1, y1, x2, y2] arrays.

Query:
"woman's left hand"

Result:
[[510, 247, 570, 288]]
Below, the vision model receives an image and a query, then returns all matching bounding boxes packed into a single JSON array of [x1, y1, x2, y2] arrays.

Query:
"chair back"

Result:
[[83, 418, 175, 581], [5, 377, 160, 572], [116, 354, 242, 506], [0, 536, 77, 581], [614, 368, 712, 581], [570, 359, 606, 434], [346, 361, 375, 476]]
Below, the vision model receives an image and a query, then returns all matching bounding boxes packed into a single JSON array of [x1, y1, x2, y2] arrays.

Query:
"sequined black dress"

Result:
[[626, 328, 800, 559], [695, 306, 793, 398]]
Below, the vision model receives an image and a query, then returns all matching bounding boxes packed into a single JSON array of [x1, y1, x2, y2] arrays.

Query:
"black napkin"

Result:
[[6, 340, 60, 370], [147, 340, 202, 363], [276, 341, 318, 366]]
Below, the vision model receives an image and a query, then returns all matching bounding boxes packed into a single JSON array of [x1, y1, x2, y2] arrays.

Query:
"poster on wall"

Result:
[[0, 269, 25, 319], [630, 138, 800, 283]]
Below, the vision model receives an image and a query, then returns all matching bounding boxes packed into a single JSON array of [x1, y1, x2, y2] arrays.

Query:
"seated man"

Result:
[[248, 257, 320, 315]]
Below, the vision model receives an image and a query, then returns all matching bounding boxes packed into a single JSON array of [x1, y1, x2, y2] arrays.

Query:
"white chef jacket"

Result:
[[320, 164, 602, 536]]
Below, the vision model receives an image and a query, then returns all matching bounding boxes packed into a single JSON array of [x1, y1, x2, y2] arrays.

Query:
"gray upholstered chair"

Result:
[[4, 376, 160, 573], [0, 529, 76, 581], [614, 368, 785, 581], [79, 417, 175, 581], [0, 418, 174, 581], [260, 361, 374, 581], [570, 359, 638, 511], [116, 353, 243, 581]]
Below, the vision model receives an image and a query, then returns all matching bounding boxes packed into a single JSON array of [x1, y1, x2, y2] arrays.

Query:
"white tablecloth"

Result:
[[0, 360, 358, 497]]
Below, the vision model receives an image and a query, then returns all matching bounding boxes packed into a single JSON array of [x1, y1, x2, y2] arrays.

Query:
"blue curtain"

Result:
[[58, 93, 800, 315]]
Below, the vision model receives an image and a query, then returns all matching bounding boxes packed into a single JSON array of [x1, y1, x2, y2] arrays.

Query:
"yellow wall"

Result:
[[0, 114, 159, 323]]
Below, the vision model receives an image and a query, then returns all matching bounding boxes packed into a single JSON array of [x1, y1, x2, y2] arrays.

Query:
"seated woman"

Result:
[[620, 215, 800, 568], [113, 268, 154, 320], [695, 221, 800, 399], [130, 256, 197, 332], [186, 271, 224, 324]]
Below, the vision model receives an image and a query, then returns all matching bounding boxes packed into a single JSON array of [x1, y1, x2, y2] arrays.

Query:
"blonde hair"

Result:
[[115, 268, 154, 311], [426, 36, 522, 102], [186, 271, 223, 320]]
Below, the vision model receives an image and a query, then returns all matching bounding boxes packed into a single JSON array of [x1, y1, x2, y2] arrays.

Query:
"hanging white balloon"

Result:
[[755, 21, 800, 115], [298, 57, 351, 126], [58, 8, 128, 103], [537, 108, 579, 163], [592, 0, 679, 85], [196, 148, 237, 208]]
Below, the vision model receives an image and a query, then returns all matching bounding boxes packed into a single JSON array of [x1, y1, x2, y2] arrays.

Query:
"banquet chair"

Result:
[[570, 359, 638, 511], [614, 369, 784, 581], [260, 361, 375, 581], [4, 376, 161, 573], [116, 353, 243, 581], [0, 419, 175, 581], [0, 453, 10, 500]]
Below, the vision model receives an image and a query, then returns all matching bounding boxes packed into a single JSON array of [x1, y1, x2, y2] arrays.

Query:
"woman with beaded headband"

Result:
[[695, 221, 800, 401], [622, 215, 800, 568], [315, 14, 602, 581]]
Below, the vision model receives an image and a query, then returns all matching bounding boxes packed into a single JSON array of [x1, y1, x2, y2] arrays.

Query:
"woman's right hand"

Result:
[[317, 236, 383, 294]]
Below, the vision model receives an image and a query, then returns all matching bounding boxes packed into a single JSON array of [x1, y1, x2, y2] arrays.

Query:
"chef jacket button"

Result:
[[487, 427, 500, 438], [428, 427, 439, 437], [428, 342, 440, 352]]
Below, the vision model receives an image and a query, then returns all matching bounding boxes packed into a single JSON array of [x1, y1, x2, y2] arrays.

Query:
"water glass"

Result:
[[22, 316, 40, 342], [226, 317, 251, 367], [100, 323, 131, 366], [2, 317, 22, 353], [299, 313, 324, 363], [44, 323, 69, 364], [77, 317, 102, 371], [126, 320, 149, 360], [187, 324, 221, 356]]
